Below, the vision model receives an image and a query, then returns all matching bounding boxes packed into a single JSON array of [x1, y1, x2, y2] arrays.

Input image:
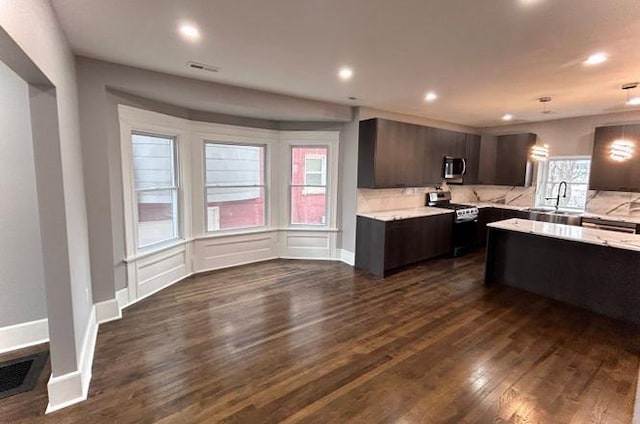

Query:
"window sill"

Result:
[[125, 238, 189, 263], [193, 226, 339, 241]]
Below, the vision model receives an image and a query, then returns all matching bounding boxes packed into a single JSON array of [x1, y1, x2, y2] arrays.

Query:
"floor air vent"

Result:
[[0, 351, 48, 400]]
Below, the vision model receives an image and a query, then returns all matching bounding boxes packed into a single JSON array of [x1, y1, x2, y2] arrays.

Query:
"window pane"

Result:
[[291, 186, 326, 225], [537, 158, 591, 211], [306, 158, 323, 172], [305, 173, 323, 186], [132, 133, 175, 189], [292, 147, 327, 185], [137, 189, 178, 247], [206, 187, 265, 231], [205, 143, 264, 186]]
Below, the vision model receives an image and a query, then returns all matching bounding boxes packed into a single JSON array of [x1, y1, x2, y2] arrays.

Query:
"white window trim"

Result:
[[280, 133, 339, 229], [202, 140, 268, 234], [120, 106, 340, 247], [535, 155, 591, 211], [119, 106, 192, 258]]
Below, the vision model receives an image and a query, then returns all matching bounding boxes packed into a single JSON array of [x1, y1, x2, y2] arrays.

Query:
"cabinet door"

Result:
[[424, 213, 453, 257], [494, 134, 536, 186], [384, 218, 425, 270], [374, 119, 425, 188], [463, 134, 481, 184], [589, 126, 633, 192], [622, 125, 640, 192], [422, 127, 446, 185], [476, 208, 505, 246]]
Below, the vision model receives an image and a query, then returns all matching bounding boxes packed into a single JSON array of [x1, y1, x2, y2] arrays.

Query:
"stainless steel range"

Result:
[[426, 190, 479, 256], [426, 191, 479, 223]]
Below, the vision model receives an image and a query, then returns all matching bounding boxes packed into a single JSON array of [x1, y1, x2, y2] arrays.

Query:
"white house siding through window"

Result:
[[204, 142, 266, 232]]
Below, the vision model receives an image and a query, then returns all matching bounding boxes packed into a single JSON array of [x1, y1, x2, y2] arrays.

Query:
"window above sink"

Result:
[[535, 156, 591, 211]]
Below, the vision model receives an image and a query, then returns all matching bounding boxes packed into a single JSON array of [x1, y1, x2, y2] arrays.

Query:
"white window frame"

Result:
[[535, 155, 591, 211], [203, 141, 268, 233], [119, 106, 191, 257], [132, 132, 180, 249], [280, 133, 339, 229]]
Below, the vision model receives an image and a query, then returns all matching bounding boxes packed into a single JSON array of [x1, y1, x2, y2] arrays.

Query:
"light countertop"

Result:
[[357, 207, 454, 221], [488, 218, 640, 252]]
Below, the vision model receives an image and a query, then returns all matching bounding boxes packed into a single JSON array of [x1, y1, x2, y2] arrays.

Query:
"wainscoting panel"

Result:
[[279, 230, 338, 260], [193, 231, 279, 273], [134, 244, 191, 299]]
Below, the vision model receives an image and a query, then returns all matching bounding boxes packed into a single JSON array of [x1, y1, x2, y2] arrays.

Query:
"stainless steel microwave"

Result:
[[443, 156, 466, 179]]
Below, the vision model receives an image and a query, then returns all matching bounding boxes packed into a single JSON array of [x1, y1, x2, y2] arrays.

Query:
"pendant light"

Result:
[[610, 84, 638, 162], [623, 82, 640, 106], [530, 97, 552, 161]]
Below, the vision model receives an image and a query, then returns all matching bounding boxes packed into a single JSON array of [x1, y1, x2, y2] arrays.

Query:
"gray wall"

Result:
[[0, 60, 47, 327], [1, 0, 93, 376], [75, 57, 356, 302], [481, 111, 640, 156]]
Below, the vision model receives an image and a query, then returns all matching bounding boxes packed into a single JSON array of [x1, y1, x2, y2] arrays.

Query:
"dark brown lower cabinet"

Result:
[[476, 207, 529, 246], [485, 227, 640, 325], [355, 213, 453, 277]]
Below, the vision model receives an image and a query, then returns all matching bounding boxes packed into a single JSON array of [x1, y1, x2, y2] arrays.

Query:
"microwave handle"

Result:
[[461, 158, 467, 176]]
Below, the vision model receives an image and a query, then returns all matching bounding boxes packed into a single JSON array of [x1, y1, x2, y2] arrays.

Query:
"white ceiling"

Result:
[[51, 0, 640, 127]]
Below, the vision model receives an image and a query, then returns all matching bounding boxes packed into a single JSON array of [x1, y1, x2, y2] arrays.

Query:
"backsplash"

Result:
[[357, 187, 437, 213], [585, 191, 640, 217], [448, 185, 536, 206], [357, 184, 535, 213], [357, 184, 640, 219]]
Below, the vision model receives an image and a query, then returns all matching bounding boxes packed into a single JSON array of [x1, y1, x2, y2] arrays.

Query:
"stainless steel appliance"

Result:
[[581, 217, 638, 234], [443, 156, 466, 182], [427, 191, 479, 256]]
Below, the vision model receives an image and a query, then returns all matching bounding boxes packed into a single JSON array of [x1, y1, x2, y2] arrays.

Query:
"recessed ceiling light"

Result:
[[338, 67, 353, 81], [424, 92, 438, 102], [628, 97, 640, 106], [502, 114, 513, 121], [584, 52, 607, 65], [179, 23, 200, 41]]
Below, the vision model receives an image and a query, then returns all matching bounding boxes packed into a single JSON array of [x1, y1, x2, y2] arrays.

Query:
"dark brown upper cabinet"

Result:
[[357, 118, 481, 188], [589, 124, 640, 192], [491, 133, 537, 186], [463, 134, 481, 185]]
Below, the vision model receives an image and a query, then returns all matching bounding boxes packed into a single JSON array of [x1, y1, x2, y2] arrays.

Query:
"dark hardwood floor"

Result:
[[1, 251, 639, 423]]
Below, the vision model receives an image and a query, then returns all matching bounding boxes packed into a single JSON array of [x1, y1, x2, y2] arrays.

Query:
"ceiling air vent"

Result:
[[187, 61, 220, 73]]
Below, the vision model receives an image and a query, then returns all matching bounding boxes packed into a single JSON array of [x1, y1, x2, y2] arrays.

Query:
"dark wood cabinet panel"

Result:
[[358, 118, 481, 188], [589, 124, 640, 192], [493, 133, 536, 186], [476, 207, 528, 246], [463, 134, 481, 184], [355, 213, 453, 277]]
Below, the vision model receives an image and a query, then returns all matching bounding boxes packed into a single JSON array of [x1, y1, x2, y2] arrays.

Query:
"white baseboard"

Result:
[[0, 318, 49, 354], [340, 249, 355, 266], [116, 288, 129, 310], [46, 306, 97, 414], [95, 298, 121, 324]]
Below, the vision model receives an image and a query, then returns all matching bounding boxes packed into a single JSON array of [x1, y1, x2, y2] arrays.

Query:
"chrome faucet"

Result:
[[545, 180, 568, 210]]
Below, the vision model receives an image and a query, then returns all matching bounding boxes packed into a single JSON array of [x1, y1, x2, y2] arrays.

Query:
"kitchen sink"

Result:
[[526, 208, 583, 226]]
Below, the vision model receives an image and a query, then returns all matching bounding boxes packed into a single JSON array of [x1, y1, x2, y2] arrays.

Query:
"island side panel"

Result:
[[485, 227, 640, 325]]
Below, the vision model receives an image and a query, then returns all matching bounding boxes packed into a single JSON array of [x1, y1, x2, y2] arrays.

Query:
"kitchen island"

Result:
[[485, 218, 640, 325]]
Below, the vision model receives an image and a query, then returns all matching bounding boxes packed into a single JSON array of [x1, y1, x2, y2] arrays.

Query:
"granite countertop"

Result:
[[357, 206, 454, 221], [470, 203, 530, 211], [488, 218, 640, 252]]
